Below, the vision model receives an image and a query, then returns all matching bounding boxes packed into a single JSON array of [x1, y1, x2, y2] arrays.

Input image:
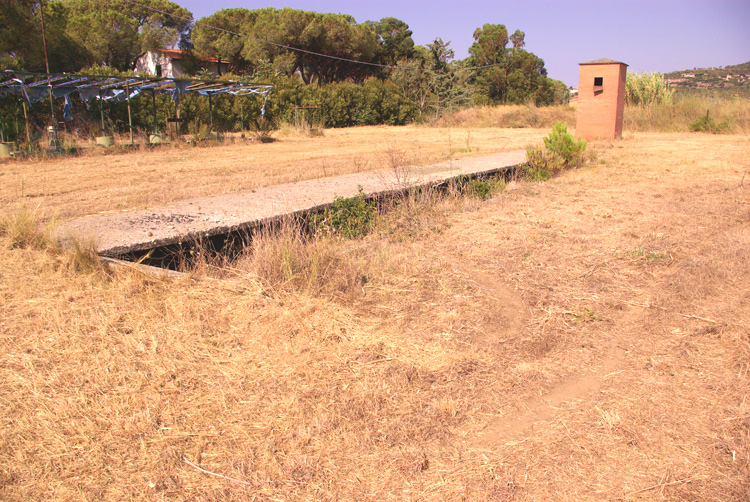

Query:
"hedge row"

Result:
[[0, 76, 416, 142]]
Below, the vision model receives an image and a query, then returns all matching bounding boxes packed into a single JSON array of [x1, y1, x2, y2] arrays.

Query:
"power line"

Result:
[[120, 0, 507, 73]]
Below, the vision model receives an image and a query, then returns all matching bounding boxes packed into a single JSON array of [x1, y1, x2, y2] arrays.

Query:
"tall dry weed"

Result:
[[383, 145, 413, 188], [624, 95, 750, 134], [231, 218, 367, 296], [1, 204, 109, 279], [373, 183, 460, 242], [64, 236, 107, 275], [436, 104, 576, 129]]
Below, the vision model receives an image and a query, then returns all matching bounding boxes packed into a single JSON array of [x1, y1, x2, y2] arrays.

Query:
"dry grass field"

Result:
[[0, 125, 545, 222], [1, 124, 749, 501]]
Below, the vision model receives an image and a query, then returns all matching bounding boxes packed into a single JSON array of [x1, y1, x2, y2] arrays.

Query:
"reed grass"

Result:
[[624, 94, 750, 134], [230, 217, 369, 296], [625, 71, 675, 107]]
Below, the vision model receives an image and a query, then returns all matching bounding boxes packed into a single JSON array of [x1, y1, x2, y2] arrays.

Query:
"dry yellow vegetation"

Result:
[[0, 125, 544, 221], [1, 127, 749, 501]]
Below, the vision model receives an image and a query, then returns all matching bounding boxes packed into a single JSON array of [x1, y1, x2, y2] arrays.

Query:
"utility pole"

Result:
[[38, 0, 55, 122]]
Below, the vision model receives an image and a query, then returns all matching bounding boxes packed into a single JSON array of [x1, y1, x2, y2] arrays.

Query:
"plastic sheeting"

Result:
[[0, 70, 272, 122]]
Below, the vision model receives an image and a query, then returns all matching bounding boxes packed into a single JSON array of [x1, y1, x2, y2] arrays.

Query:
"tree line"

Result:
[[1, 0, 569, 136]]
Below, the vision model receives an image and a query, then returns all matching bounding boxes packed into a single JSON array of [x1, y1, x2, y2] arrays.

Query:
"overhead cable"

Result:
[[119, 0, 508, 72]]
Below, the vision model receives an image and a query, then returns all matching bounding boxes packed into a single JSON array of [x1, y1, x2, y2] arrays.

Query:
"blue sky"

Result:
[[175, 0, 750, 87]]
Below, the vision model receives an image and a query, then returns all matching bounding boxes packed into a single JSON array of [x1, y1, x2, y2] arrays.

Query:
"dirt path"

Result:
[[428, 132, 750, 499], [477, 344, 627, 443]]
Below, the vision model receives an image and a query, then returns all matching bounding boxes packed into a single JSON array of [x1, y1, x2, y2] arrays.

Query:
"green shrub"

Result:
[[319, 78, 417, 128], [521, 146, 554, 181], [312, 186, 376, 239], [465, 177, 506, 199], [543, 121, 587, 168], [689, 112, 730, 134], [523, 121, 586, 180]]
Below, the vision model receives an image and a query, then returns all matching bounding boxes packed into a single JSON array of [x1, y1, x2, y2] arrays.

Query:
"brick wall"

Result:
[[576, 63, 627, 140]]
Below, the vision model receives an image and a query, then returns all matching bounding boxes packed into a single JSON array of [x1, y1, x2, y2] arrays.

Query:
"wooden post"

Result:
[[175, 105, 181, 138], [126, 82, 134, 146], [208, 92, 213, 130], [39, 0, 55, 122], [99, 90, 105, 135], [22, 101, 30, 145], [152, 90, 158, 134]]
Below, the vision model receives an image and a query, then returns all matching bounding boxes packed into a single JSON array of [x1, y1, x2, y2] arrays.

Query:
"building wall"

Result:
[[135, 50, 229, 79], [134, 51, 186, 78], [576, 63, 627, 140]]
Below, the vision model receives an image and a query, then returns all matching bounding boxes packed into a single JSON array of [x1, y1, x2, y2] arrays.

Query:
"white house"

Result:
[[135, 49, 230, 78]]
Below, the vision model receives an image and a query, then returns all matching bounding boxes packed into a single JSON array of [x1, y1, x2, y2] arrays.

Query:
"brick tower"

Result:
[[576, 59, 628, 140]]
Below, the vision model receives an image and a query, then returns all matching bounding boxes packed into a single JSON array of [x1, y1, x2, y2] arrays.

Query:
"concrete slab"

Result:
[[60, 150, 526, 257]]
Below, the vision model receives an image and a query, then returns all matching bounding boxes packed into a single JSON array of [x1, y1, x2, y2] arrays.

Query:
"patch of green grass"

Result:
[[569, 307, 603, 323], [627, 248, 669, 261]]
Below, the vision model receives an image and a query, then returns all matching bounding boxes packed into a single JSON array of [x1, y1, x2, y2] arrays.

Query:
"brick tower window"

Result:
[[593, 76, 603, 93]]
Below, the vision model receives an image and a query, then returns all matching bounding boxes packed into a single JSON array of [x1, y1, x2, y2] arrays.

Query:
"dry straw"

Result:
[[1, 127, 749, 500]]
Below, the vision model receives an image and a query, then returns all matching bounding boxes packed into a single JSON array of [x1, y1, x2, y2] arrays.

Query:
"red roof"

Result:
[[155, 48, 225, 64]]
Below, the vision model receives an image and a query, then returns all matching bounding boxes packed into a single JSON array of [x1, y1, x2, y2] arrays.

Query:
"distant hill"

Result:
[[664, 62, 750, 95]]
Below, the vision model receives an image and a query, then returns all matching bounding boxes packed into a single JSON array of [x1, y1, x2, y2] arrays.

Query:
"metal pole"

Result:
[[0, 113, 5, 143], [47, 87, 54, 124], [126, 82, 133, 145], [208, 93, 213, 130]]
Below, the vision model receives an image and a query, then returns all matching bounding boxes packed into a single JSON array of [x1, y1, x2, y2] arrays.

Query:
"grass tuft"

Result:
[[232, 217, 367, 296], [65, 236, 107, 275], [1, 204, 57, 250]]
